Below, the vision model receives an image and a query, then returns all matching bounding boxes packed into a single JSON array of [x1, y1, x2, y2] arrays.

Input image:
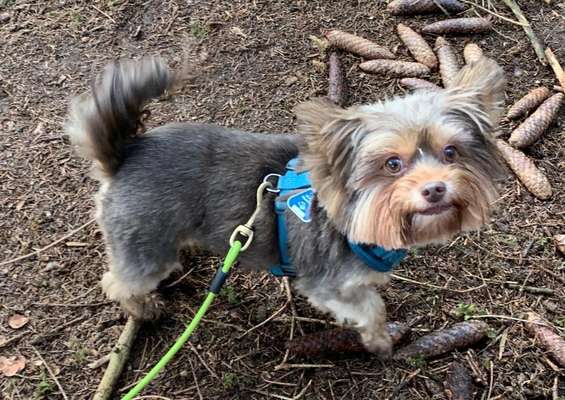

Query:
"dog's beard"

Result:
[[346, 166, 498, 249]]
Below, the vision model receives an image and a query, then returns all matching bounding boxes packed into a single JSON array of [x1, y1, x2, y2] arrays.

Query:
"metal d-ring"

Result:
[[262, 173, 281, 193]]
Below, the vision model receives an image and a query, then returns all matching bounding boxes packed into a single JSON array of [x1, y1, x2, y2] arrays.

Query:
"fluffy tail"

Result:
[[66, 56, 176, 177]]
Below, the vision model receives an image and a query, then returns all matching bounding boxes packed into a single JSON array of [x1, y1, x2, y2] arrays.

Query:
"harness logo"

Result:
[[287, 188, 314, 223]]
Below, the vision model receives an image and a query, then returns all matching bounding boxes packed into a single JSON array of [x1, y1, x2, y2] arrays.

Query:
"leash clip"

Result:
[[228, 180, 273, 251]]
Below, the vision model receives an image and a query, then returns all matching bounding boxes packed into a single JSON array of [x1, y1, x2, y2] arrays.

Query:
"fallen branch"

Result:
[[287, 322, 411, 357], [93, 317, 141, 400], [526, 312, 565, 367], [545, 48, 565, 92], [501, 0, 546, 65], [394, 320, 489, 361], [32, 347, 69, 400]]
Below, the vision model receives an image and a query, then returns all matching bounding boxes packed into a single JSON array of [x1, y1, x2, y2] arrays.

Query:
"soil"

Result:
[[1, 1, 564, 399]]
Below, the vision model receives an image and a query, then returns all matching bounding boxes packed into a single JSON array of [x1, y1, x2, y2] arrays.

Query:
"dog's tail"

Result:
[[66, 57, 176, 178]]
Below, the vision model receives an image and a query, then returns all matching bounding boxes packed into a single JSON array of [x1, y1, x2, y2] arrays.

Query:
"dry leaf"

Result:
[[554, 234, 565, 255], [0, 355, 26, 377], [8, 314, 29, 329]]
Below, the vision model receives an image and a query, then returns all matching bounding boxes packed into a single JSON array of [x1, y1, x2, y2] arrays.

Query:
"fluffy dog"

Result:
[[66, 56, 505, 355]]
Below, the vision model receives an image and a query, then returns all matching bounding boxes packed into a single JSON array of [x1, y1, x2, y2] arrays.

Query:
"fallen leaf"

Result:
[[8, 314, 29, 329], [554, 235, 565, 255], [0, 355, 26, 377]]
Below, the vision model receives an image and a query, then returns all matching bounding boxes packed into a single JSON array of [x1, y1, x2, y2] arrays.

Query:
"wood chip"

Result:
[[463, 43, 484, 64], [435, 37, 460, 88], [325, 30, 395, 60], [422, 18, 492, 35], [8, 314, 29, 330], [554, 234, 565, 255], [387, 0, 466, 16], [526, 312, 565, 367], [506, 87, 551, 120], [393, 320, 489, 360], [0, 355, 26, 377], [496, 140, 552, 200], [397, 23, 438, 69], [360, 59, 430, 77], [508, 93, 563, 148], [445, 361, 474, 400]]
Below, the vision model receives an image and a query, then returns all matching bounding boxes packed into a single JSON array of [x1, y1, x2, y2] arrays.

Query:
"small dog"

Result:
[[67, 56, 505, 355]]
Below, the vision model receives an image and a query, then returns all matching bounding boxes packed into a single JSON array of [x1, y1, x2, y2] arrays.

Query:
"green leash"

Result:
[[122, 182, 272, 400]]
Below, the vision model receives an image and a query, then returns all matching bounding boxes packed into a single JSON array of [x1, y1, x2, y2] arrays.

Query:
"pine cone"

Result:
[[506, 87, 552, 120], [422, 18, 492, 35], [497, 140, 552, 200], [435, 37, 460, 88], [397, 23, 438, 69], [463, 43, 484, 64], [387, 0, 466, 15], [325, 30, 395, 60], [360, 59, 430, 77], [508, 93, 563, 148]]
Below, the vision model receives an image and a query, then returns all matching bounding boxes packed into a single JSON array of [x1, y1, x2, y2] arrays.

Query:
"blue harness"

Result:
[[269, 158, 407, 278]]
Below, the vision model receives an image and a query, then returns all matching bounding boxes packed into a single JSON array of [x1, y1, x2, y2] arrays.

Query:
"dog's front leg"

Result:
[[304, 283, 392, 357]]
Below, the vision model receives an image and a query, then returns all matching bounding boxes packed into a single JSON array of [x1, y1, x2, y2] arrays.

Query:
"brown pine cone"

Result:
[[388, 0, 466, 16], [508, 93, 563, 147], [506, 87, 552, 120], [400, 78, 441, 91], [496, 140, 552, 200], [325, 30, 395, 60], [463, 43, 483, 64], [397, 23, 438, 69], [435, 37, 460, 88], [422, 18, 492, 35], [359, 59, 430, 77]]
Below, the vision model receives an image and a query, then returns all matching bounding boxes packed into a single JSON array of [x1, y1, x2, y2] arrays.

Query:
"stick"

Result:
[[327, 52, 347, 106], [545, 48, 565, 92], [501, 0, 546, 65], [0, 218, 96, 266], [32, 347, 70, 400], [93, 317, 141, 400]]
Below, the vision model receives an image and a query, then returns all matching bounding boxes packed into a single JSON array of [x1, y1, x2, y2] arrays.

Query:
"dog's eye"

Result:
[[443, 145, 458, 163], [385, 157, 403, 173]]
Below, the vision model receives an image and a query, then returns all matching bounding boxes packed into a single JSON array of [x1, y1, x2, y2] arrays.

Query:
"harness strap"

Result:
[[269, 158, 406, 278]]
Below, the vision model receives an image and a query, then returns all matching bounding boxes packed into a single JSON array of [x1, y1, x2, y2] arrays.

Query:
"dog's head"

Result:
[[295, 57, 506, 249]]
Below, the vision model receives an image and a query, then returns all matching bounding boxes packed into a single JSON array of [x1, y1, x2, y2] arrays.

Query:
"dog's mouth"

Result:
[[417, 203, 454, 216]]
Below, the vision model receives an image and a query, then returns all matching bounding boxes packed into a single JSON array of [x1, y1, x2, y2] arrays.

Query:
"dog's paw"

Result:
[[120, 293, 165, 320], [361, 328, 393, 359]]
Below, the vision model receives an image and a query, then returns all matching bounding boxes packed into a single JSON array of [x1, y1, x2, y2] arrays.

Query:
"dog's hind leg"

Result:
[[101, 260, 181, 320]]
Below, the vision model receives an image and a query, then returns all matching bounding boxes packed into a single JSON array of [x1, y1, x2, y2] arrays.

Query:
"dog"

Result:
[[66, 56, 505, 355]]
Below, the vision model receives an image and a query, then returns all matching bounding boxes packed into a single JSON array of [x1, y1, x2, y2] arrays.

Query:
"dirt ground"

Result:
[[1, 0, 564, 399]]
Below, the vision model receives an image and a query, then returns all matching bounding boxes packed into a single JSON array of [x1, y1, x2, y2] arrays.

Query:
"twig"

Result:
[[274, 363, 334, 371], [187, 342, 220, 381], [31, 315, 88, 345], [88, 354, 111, 370], [92, 5, 116, 23], [0, 218, 96, 266], [505, 283, 554, 295], [473, 314, 565, 332], [283, 277, 303, 336], [93, 317, 141, 400], [459, 0, 526, 26], [545, 48, 565, 92], [32, 346, 69, 400], [188, 358, 203, 400], [238, 300, 289, 339], [0, 331, 29, 349], [390, 369, 421, 399], [392, 273, 486, 293], [501, 0, 546, 65]]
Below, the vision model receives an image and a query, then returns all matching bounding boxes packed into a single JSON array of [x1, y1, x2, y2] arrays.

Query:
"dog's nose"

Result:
[[421, 181, 446, 203]]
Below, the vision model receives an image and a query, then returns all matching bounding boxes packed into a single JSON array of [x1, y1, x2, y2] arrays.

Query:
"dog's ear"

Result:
[[294, 98, 366, 221], [445, 57, 506, 135]]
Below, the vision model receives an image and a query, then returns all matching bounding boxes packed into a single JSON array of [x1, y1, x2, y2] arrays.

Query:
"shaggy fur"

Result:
[[67, 56, 506, 355]]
